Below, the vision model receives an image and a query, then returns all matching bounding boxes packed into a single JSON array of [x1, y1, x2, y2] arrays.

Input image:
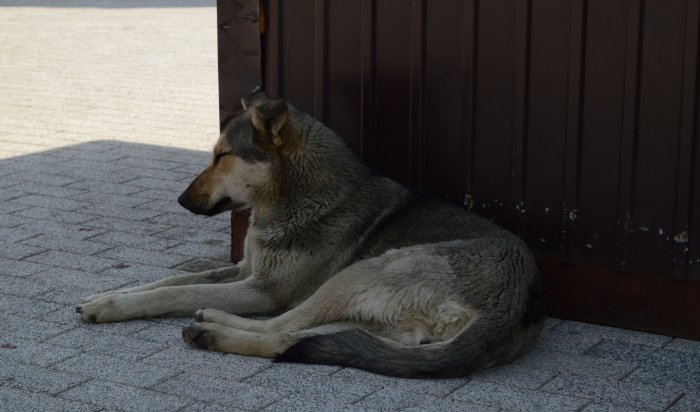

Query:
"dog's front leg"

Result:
[[76, 278, 275, 323], [80, 265, 246, 303]]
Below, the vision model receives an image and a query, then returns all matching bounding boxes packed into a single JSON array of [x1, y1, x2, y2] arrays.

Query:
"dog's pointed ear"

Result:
[[251, 99, 289, 147], [241, 91, 269, 109]]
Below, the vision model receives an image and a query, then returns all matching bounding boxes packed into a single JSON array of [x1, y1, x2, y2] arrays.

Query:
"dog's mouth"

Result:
[[202, 197, 240, 216], [178, 194, 242, 216]]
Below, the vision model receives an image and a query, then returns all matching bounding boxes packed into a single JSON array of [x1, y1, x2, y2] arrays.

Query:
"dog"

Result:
[[77, 92, 543, 378]]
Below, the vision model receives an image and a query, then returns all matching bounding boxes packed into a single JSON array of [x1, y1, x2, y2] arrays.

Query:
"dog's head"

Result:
[[177, 92, 290, 216]]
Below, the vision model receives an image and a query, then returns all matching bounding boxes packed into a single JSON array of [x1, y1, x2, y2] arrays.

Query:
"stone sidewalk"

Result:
[[0, 1, 698, 411]]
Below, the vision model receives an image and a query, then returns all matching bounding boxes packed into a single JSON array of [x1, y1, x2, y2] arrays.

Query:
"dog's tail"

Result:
[[275, 314, 539, 378]]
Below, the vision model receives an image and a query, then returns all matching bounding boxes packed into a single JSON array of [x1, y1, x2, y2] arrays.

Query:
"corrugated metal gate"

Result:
[[218, 0, 700, 339]]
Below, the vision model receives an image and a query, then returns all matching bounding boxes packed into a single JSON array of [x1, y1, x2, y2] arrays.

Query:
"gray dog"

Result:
[[77, 92, 543, 377]]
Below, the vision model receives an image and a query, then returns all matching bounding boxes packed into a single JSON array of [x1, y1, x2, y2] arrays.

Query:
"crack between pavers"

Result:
[[442, 378, 471, 398], [662, 393, 686, 411], [616, 364, 640, 382], [239, 364, 275, 383], [349, 388, 382, 406], [535, 371, 560, 390], [52, 377, 95, 397]]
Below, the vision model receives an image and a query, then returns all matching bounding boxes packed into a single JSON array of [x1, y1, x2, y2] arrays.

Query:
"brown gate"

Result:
[[218, 0, 700, 339]]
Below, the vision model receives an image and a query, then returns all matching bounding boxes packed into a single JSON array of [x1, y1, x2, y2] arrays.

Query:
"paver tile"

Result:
[[60, 380, 191, 412], [0, 386, 98, 412]]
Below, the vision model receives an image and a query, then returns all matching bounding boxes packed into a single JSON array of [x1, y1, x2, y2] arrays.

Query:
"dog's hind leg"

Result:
[[193, 280, 353, 334], [77, 277, 274, 323], [182, 321, 362, 358], [80, 266, 245, 303]]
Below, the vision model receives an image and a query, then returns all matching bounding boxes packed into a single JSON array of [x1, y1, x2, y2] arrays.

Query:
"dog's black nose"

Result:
[[177, 193, 188, 208]]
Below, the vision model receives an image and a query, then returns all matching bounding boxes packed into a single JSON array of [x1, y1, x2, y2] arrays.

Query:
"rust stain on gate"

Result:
[[218, 0, 700, 338]]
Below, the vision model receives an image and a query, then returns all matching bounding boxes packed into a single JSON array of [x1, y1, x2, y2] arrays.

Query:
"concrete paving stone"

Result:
[[81, 204, 163, 221], [60, 380, 191, 412], [66, 179, 146, 195], [149, 211, 232, 231], [0, 386, 98, 412], [99, 262, 188, 283], [154, 372, 291, 410], [63, 168, 145, 185], [469, 363, 557, 390], [11, 194, 90, 212], [71, 140, 120, 153], [71, 192, 153, 208], [97, 246, 193, 268], [244, 365, 378, 403], [555, 320, 673, 347], [515, 348, 637, 379], [541, 373, 683, 410], [0, 293, 64, 318], [581, 401, 656, 412], [0, 359, 89, 395], [587, 340, 700, 390], [88, 230, 183, 252], [45, 328, 168, 361], [0, 200, 27, 213], [0, 257, 50, 277], [0, 274, 55, 298], [53, 159, 129, 174], [665, 338, 700, 355], [27, 250, 120, 272], [264, 393, 369, 412], [450, 379, 589, 411], [536, 329, 603, 354], [114, 156, 189, 172], [166, 152, 212, 165], [0, 339, 80, 368], [164, 241, 230, 261], [86, 216, 172, 235], [624, 365, 700, 393], [156, 225, 231, 244], [41, 308, 153, 338], [0, 313, 71, 342], [182, 402, 248, 412], [31, 267, 135, 294], [2, 172, 80, 187], [0, 212, 34, 228], [143, 346, 271, 381], [357, 387, 497, 412], [142, 202, 197, 217], [14, 206, 99, 224], [0, 187, 26, 202], [8, 181, 87, 198], [64, 149, 126, 163], [21, 234, 112, 255], [131, 321, 192, 347], [121, 166, 192, 182], [402, 396, 499, 412], [54, 352, 181, 388], [150, 316, 196, 327], [125, 177, 189, 192], [130, 188, 183, 200], [0, 226, 40, 243], [173, 258, 234, 273], [666, 392, 700, 412], [332, 367, 466, 397], [20, 220, 108, 240]]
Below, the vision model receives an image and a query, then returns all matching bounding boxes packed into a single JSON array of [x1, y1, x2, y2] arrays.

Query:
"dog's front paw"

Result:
[[75, 295, 122, 323]]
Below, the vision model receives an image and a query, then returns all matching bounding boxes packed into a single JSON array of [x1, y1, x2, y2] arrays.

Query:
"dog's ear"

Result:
[[241, 91, 269, 109], [251, 99, 289, 147]]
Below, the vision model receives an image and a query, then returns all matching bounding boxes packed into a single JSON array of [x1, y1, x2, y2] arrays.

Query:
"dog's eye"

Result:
[[213, 153, 226, 164]]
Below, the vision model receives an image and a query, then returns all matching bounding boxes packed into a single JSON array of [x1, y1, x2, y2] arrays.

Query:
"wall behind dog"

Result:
[[243, 0, 700, 281]]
